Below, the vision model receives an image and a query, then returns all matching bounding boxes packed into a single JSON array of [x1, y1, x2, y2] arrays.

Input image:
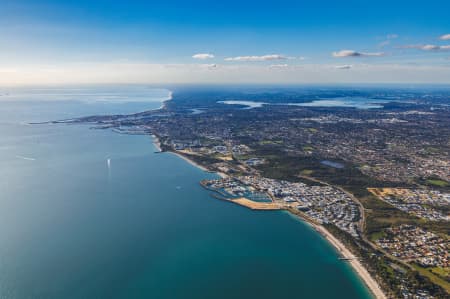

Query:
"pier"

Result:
[[339, 257, 361, 261]]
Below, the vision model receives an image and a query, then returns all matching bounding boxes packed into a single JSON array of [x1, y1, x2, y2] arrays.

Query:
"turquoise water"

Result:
[[0, 88, 373, 298]]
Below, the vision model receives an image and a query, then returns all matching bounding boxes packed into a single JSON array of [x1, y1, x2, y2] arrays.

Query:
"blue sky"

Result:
[[1, 0, 450, 84]]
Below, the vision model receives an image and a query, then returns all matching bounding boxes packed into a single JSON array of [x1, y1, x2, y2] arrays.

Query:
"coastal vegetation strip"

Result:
[[412, 264, 450, 293]]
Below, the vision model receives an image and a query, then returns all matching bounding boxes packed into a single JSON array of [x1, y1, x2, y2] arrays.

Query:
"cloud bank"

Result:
[[439, 34, 450, 41], [2, 62, 450, 86]]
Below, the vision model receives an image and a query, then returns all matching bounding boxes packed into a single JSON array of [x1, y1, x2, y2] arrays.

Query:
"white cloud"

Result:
[[422, 44, 450, 51], [332, 50, 385, 57], [192, 53, 215, 59], [335, 65, 352, 69], [378, 34, 399, 48], [439, 34, 450, 41], [402, 44, 450, 51], [224, 54, 288, 61], [378, 34, 398, 48], [378, 40, 390, 48]]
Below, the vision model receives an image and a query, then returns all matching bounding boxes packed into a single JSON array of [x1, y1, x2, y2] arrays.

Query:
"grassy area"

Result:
[[300, 169, 313, 175], [430, 267, 450, 280], [370, 231, 387, 242], [421, 220, 450, 235], [259, 140, 283, 145], [411, 264, 450, 293], [234, 154, 252, 160], [425, 147, 440, 154], [426, 179, 449, 187], [360, 194, 420, 236]]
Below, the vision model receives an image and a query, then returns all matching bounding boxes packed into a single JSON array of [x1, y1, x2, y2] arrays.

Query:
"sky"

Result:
[[1, 0, 450, 85]]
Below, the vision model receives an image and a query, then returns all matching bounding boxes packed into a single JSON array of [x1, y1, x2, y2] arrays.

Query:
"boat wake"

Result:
[[16, 155, 36, 161]]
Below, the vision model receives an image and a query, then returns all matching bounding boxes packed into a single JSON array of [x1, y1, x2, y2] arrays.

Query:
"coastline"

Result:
[[171, 151, 209, 172], [151, 135, 162, 152], [170, 151, 228, 178], [159, 91, 173, 109], [285, 207, 386, 299], [149, 134, 227, 177], [311, 222, 386, 299], [170, 153, 385, 298], [159, 145, 385, 298], [145, 89, 384, 299], [163, 146, 386, 299]]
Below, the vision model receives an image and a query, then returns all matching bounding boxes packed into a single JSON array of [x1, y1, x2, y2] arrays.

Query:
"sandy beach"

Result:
[[313, 223, 387, 299], [169, 151, 229, 179], [171, 151, 210, 172], [151, 135, 162, 152]]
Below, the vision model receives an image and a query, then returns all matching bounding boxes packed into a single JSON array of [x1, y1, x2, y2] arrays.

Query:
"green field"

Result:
[[370, 231, 387, 242], [300, 169, 313, 175], [426, 179, 449, 187], [412, 264, 450, 293], [431, 267, 450, 280]]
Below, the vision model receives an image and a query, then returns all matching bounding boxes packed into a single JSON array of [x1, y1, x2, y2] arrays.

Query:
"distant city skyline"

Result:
[[1, 0, 450, 85]]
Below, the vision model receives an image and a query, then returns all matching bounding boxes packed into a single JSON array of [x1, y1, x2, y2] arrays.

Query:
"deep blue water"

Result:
[[0, 87, 372, 299]]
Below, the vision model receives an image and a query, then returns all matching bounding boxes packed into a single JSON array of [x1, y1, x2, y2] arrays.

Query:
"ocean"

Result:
[[0, 86, 372, 298]]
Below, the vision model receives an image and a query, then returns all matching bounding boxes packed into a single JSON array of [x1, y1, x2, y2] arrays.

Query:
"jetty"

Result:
[[339, 257, 361, 261]]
